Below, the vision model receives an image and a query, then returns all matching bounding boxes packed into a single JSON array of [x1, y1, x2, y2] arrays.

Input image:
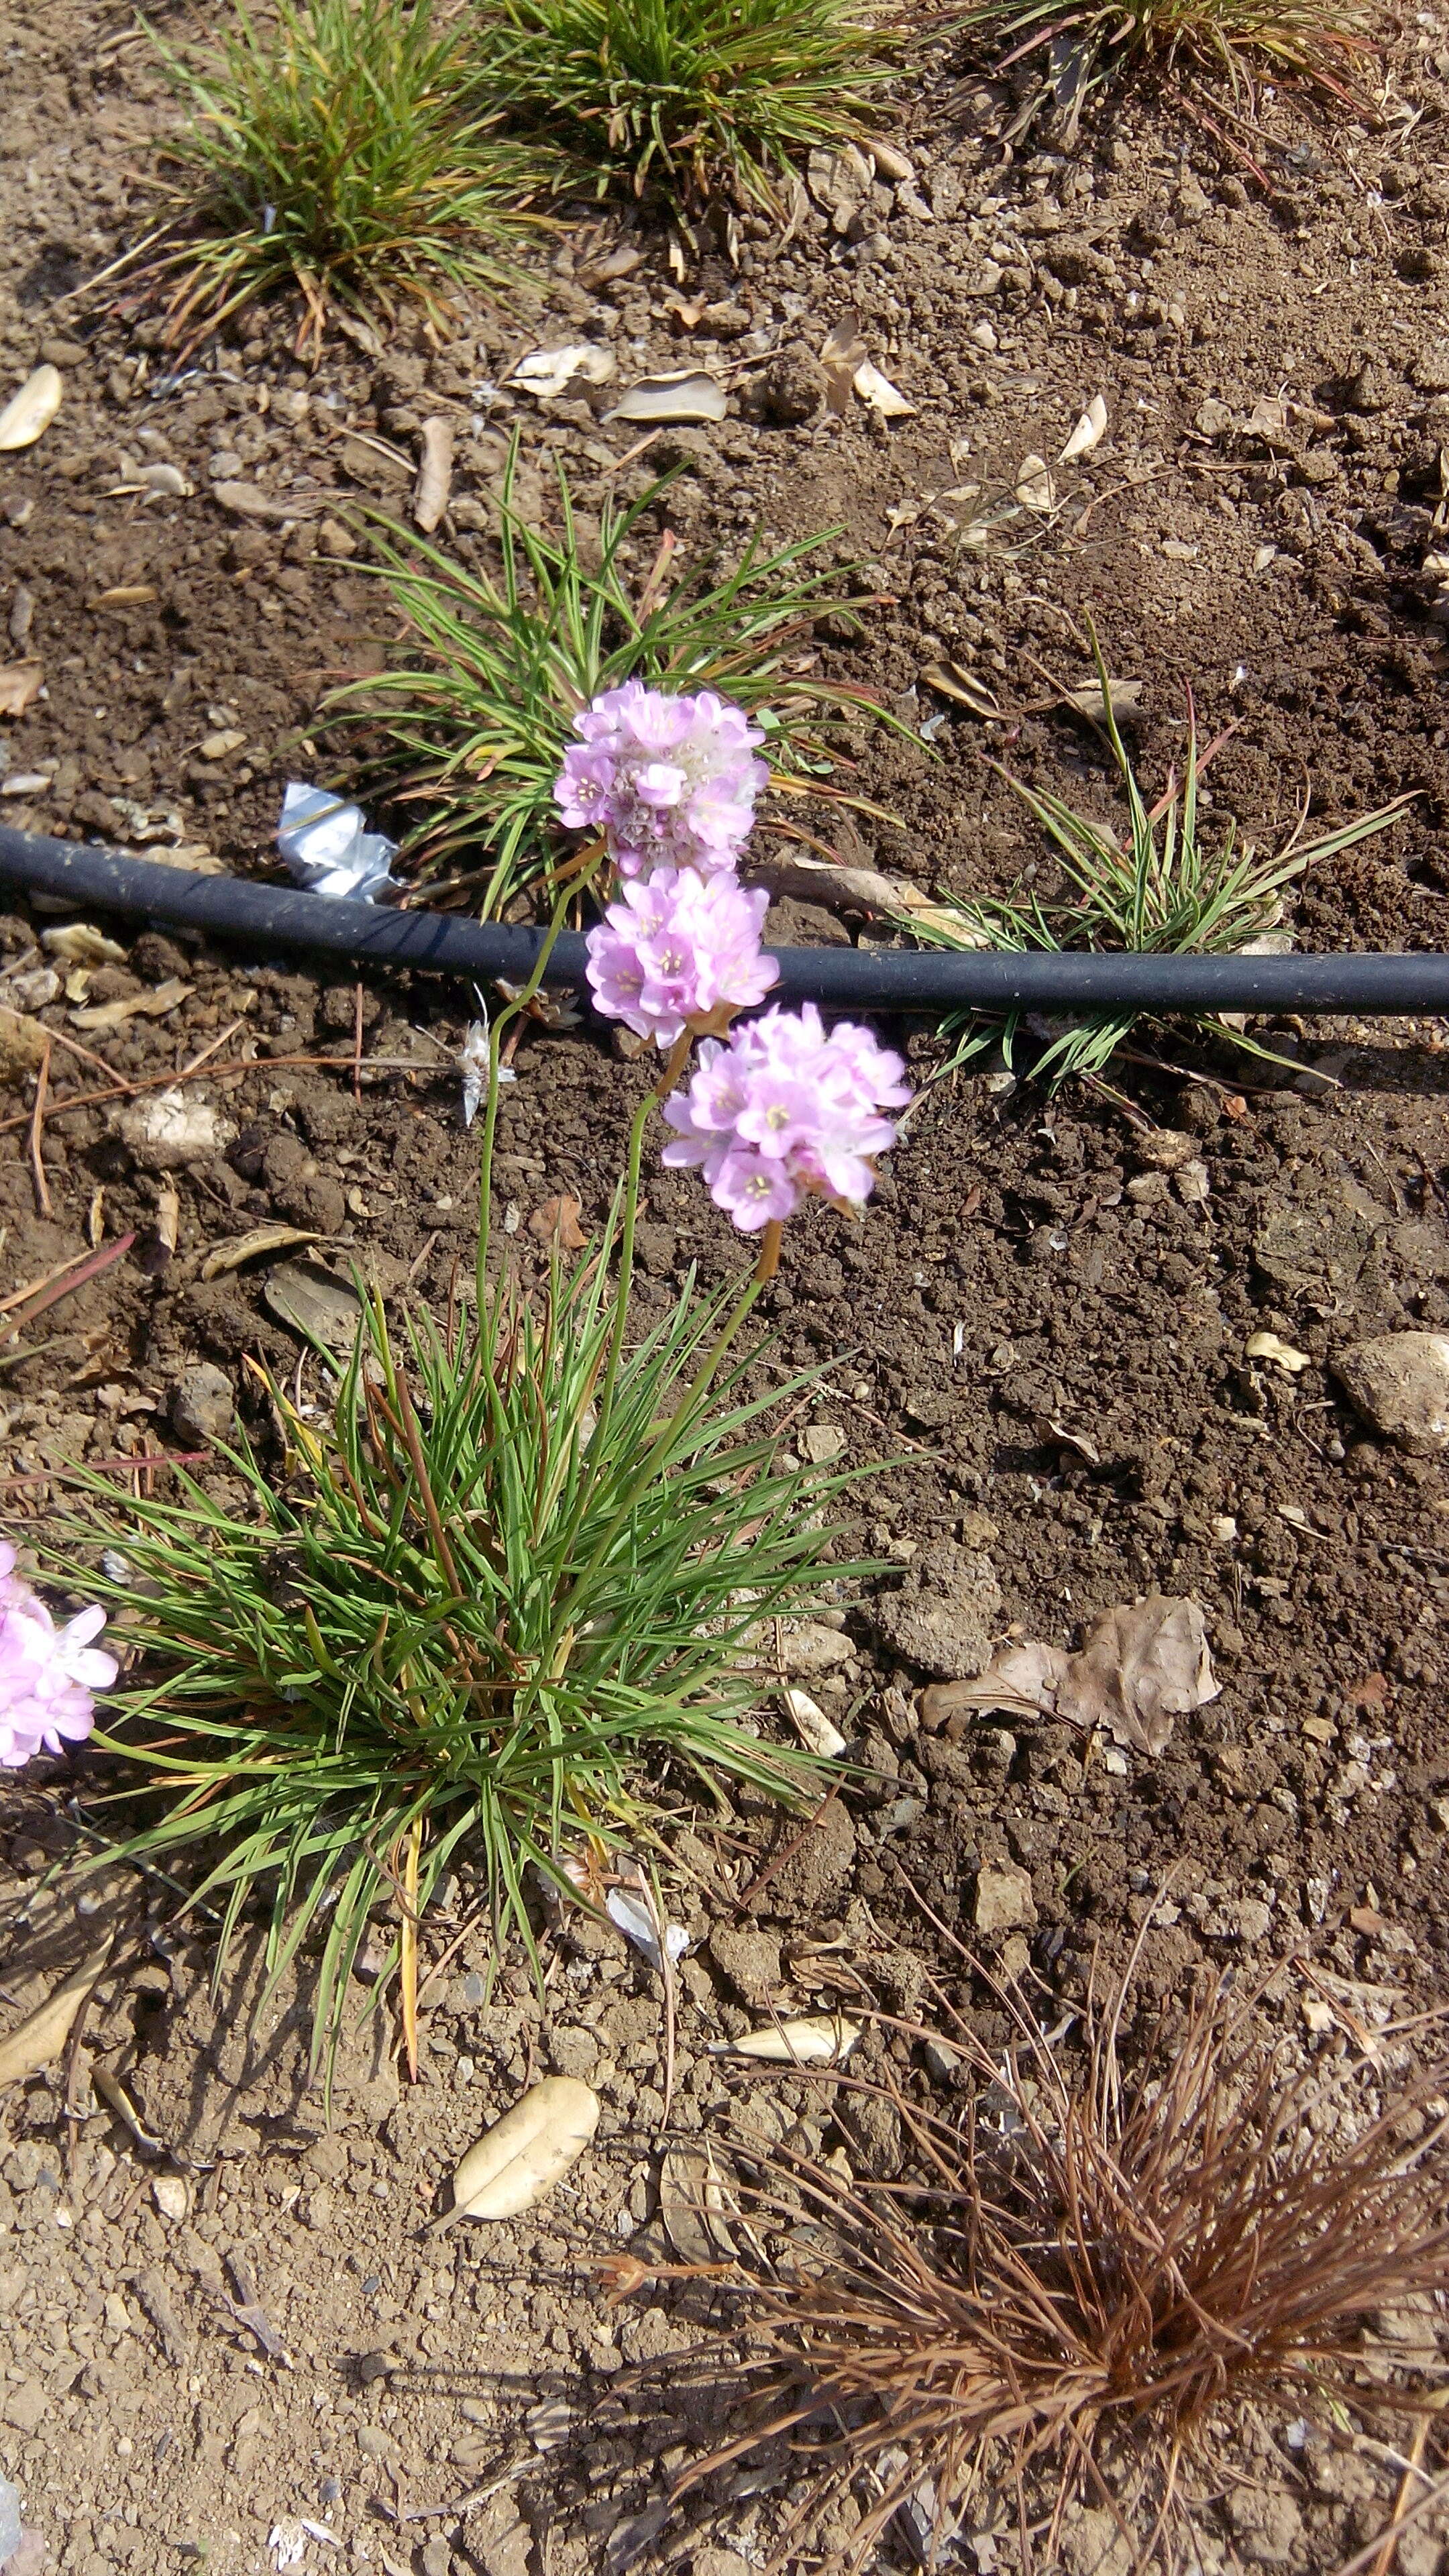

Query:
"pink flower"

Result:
[[555, 682, 767, 879], [0, 1540, 117, 1770], [585, 867, 778, 1048], [661, 1004, 911, 1232]]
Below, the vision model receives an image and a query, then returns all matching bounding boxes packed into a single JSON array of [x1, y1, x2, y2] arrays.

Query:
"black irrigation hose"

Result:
[[4, 822, 1449, 1017]]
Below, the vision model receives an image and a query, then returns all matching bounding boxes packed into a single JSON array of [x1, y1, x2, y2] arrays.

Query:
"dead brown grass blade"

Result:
[[617, 1939, 1449, 2572]]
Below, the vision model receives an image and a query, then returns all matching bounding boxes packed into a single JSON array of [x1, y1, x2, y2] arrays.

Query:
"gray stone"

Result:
[[708, 1923, 782, 2006], [868, 1542, 1002, 1681], [755, 345, 829, 425], [973, 1862, 1036, 1935], [783, 1619, 853, 1676], [1332, 1331, 1449, 1454], [170, 1362, 235, 1446], [799, 1424, 847, 1465], [761, 1794, 855, 1915], [547, 2024, 599, 2082], [1, 2381, 46, 2434]]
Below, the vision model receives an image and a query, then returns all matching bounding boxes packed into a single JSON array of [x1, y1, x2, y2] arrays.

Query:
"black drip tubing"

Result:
[[3, 822, 1449, 1017]]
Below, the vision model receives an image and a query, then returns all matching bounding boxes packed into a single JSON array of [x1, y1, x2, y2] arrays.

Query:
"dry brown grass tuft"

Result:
[[628, 1932, 1449, 2571]]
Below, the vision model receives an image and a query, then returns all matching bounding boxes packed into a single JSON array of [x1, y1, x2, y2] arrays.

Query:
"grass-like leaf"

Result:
[[468, 0, 893, 211], [136, 0, 550, 354], [622, 1936, 1449, 2570], [321, 452, 898, 915], [954, 0, 1381, 118], [904, 651, 1411, 1084], [60, 1075, 865, 2071]]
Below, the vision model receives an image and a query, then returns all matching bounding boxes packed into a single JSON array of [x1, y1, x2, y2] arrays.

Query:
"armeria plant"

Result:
[[321, 456, 895, 916], [13, 680, 908, 2074]]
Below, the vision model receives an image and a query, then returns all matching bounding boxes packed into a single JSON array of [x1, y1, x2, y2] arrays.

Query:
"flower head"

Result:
[[555, 682, 767, 880], [661, 1004, 911, 1232], [0, 1540, 117, 1770], [585, 867, 777, 1048]]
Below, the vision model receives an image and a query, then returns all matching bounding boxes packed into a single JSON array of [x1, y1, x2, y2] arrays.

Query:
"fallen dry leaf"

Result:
[[0, 658, 44, 717], [1015, 454, 1056, 513], [200, 1224, 323, 1280], [920, 1595, 1219, 1757], [660, 2143, 737, 2262], [922, 659, 1002, 718], [413, 417, 453, 534], [1063, 677, 1143, 722], [744, 849, 902, 916], [820, 315, 868, 415], [441, 2078, 600, 2222], [606, 370, 727, 425], [1059, 393, 1108, 463], [853, 360, 915, 419], [0, 1941, 113, 2087], [710, 2015, 861, 2064], [1246, 394, 1292, 443], [0, 364, 62, 453], [72, 977, 192, 1031], [41, 924, 127, 967], [1246, 1330, 1311, 1375], [511, 343, 616, 400], [529, 1193, 586, 1250]]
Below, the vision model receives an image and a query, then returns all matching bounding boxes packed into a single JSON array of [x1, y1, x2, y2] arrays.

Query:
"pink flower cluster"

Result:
[[0, 1540, 117, 1770], [555, 682, 767, 882], [662, 1004, 911, 1230], [557, 682, 911, 1234], [585, 868, 778, 1046]]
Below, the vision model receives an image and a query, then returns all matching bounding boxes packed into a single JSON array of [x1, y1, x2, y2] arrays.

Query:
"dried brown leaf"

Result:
[[0, 1941, 113, 2087], [920, 1594, 1219, 1755], [201, 1224, 323, 1279], [529, 1193, 586, 1250], [0, 658, 44, 716]]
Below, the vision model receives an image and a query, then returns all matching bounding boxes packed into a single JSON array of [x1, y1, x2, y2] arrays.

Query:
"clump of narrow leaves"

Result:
[[907, 639, 1410, 1083], [66, 1143, 856, 2070], [139, 0, 547, 354], [321, 456, 894, 916], [955, 0, 1381, 122], [468, 0, 892, 212], [628, 1943, 1449, 2571]]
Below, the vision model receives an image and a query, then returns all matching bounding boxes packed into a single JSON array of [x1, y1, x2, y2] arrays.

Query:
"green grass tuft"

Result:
[[905, 651, 1411, 1085], [954, 0, 1381, 117], [138, 0, 549, 354], [62, 1102, 862, 2070], [320, 453, 898, 916], [468, 0, 893, 211]]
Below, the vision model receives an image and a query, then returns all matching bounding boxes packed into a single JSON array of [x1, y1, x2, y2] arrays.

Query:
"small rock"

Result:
[[1413, 339, 1449, 394], [1195, 397, 1235, 436], [115, 1090, 238, 1172], [756, 345, 830, 425], [317, 518, 358, 558], [973, 1862, 1036, 1935], [709, 1922, 782, 2006], [867, 1542, 1002, 1681], [151, 2174, 189, 2222], [799, 1424, 847, 1465], [170, 1363, 235, 1446], [761, 1794, 855, 1915], [783, 1619, 854, 1676], [547, 2025, 599, 2082], [422, 2540, 453, 2576], [1332, 1332, 1449, 1454], [2, 2381, 46, 2434], [1133, 1126, 1199, 1170]]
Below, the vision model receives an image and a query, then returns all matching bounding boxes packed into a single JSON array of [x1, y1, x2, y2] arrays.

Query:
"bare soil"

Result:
[[5, 2, 1449, 2571]]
